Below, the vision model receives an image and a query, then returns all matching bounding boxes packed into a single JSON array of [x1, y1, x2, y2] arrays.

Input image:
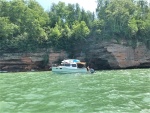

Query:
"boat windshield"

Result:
[[77, 62, 86, 68], [60, 63, 71, 67], [61, 63, 77, 67], [65, 64, 70, 66], [72, 64, 76, 67]]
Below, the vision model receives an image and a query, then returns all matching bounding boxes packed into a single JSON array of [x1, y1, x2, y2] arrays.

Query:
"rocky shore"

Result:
[[0, 41, 150, 72], [86, 41, 150, 70]]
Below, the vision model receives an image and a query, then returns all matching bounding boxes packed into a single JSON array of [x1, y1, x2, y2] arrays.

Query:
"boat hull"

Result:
[[52, 67, 87, 74]]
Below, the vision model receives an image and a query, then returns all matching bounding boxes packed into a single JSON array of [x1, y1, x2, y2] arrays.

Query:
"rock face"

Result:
[[86, 41, 150, 70], [0, 41, 150, 72], [0, 49, 67, 72]]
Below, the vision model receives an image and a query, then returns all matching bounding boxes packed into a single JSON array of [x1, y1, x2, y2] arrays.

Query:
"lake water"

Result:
[[0, 69, 150, 113]]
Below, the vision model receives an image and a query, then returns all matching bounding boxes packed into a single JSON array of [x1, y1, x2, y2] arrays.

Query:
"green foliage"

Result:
[[91, 20, 104, 38], [0, 17, 18, 38], [47, 2, 91, 53], [41, 54, 49, 68], [0, 0, 49, 52], [1, 0, 150, 54], [128, 18, 138, 37], [95, 0, 150, 47], [72, 21, 90, 40]]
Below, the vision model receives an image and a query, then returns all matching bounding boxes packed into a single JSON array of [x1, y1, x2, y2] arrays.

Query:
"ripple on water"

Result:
[[128, 100, 140, 108], [60, 101, 83, 108], [50, 90, 65, 96], [0, 101, 17, 112], [142, 96, 150, 104], [0, 69, 150, 113], [22, 93, 45, 100], [121, 70, 132, 76], [47, 101, 57, 106], [140, 109, 150, 113]]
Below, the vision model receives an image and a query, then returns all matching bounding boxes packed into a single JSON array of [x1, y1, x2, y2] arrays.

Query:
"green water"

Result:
[[0, 69, 150, 113]]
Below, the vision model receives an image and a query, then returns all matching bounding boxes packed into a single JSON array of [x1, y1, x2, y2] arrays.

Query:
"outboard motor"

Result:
[[90, 68, 95, 74]]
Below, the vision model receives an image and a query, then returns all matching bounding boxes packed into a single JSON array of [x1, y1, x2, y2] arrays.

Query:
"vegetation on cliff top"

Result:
[[0, 0, 150, 54]]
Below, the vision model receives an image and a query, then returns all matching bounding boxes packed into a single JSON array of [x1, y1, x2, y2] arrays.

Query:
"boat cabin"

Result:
[[60, 59, 86, 69], [52, 59, 94, 74]]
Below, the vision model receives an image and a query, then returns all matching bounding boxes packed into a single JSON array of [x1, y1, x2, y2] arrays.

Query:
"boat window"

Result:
[[77, 64, 85, 68], [65, 64, 70, 66], [61, 64, 64, 66], [72, 64, 76, 67]]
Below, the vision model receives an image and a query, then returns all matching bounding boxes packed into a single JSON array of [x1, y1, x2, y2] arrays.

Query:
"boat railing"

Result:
[[52, 64, 58, 67]]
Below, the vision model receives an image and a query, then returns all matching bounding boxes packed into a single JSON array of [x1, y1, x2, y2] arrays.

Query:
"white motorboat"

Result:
[[52, 59, 92, 74]]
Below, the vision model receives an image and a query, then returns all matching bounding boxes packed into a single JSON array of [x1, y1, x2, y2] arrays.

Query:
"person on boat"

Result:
[[87, 66, 95, 73], [86, 66, 90, 71]]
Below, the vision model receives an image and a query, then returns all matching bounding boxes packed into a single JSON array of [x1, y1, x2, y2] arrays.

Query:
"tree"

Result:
[[71, 21, 90, 40], [0, 17, 18, 39], [0, 0, 49, 51]]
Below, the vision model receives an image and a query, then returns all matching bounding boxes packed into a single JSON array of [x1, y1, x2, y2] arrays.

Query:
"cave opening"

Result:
[[88, 58, 111, 70]]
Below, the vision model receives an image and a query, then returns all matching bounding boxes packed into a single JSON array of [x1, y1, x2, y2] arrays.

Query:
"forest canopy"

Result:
[[0, 0, 150, 53]]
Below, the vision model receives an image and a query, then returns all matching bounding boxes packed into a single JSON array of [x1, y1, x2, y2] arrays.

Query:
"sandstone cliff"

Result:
[[84, 41, 150, 70], [0, 49, 67, 72], [0, 41, 150, 72]]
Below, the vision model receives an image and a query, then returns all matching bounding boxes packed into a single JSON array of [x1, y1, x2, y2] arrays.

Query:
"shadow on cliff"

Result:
[[87, 58, 111, 70]]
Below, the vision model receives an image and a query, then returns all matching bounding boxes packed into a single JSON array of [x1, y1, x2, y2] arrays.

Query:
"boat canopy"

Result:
[[77, 62, 86, 65], [73, 59, 80, 63], [61, 59, 80, 64]]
